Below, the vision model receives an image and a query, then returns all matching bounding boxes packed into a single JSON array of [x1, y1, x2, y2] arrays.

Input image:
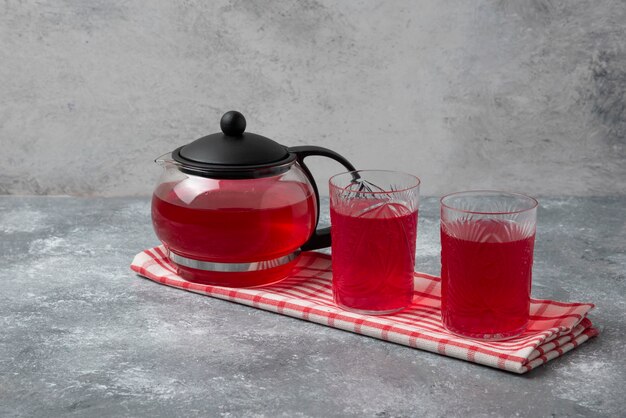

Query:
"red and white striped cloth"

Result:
[[131, 246, 599, 374]]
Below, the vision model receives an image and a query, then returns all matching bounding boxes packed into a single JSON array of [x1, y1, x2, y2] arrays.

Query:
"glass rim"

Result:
[[329, 169, 421, 195], [440, 190, 538, 215]]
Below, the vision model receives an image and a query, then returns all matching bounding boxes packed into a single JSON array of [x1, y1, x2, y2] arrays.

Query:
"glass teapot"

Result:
[[152, 111, 356, 287]]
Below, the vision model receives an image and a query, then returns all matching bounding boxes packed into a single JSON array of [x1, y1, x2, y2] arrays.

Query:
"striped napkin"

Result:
[[131, 246, 599, 374]]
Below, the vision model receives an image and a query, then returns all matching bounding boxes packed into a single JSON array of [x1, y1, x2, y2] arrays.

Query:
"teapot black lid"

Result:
[[172, 111, 295, 178]]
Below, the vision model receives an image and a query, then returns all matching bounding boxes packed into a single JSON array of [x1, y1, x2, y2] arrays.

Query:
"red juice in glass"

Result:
[[441, 218, 535, 339], [331, 200, 418, 314]]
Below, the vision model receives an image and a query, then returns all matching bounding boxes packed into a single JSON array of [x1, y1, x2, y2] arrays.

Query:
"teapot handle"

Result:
[[289, 146, 356, 251]]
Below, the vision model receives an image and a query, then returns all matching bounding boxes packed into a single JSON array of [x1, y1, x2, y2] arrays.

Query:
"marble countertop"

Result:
[[1, 196, 624, 417]]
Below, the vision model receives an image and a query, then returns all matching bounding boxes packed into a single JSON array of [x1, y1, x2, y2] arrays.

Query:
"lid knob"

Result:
[[220, 111, 246, 136]]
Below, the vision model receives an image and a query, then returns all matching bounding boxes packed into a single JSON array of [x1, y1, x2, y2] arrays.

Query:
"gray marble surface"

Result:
[[1, 196, 624, 417]]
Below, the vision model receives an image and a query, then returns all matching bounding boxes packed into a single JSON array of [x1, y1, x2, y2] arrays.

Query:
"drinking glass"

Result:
[[440, 190, 538, 340], [329, 170, 420, 315]]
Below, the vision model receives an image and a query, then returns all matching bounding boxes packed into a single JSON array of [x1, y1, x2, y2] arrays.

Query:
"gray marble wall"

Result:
[[1, 0, 625, 196]]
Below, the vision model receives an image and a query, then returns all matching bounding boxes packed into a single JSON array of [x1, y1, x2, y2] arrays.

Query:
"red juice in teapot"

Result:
[[441, 219, 534, 339], [152, 177, 316, 261], [152, 176, 316, 285]]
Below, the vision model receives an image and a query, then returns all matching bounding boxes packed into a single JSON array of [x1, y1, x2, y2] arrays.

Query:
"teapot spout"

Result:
[[155, 152, 174, 166]]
